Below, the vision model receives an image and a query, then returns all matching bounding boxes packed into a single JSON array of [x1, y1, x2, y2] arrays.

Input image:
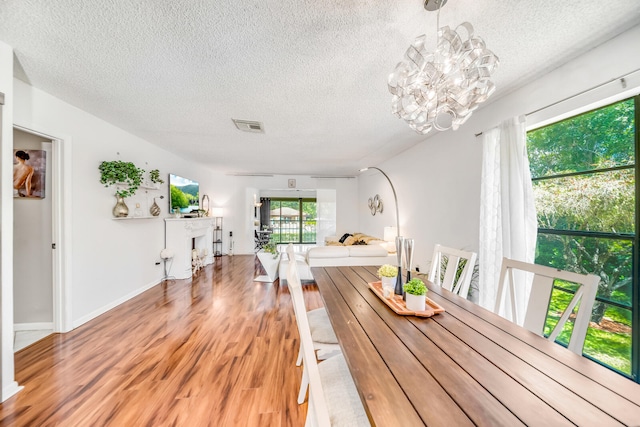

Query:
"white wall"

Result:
[[13, 129, 53, 325], [10, 77, 360, 332], [12, 79, 224, 327], [357, 23, 640, 273]]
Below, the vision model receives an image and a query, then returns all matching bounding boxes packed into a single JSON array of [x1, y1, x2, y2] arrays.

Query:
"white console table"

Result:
[[165, 218, 215, 279]]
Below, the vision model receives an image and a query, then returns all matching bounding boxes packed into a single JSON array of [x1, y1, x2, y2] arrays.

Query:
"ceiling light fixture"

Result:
[[388, 0, 499, 134]]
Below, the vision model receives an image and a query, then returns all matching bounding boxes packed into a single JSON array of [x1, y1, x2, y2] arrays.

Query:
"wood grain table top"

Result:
[[311, 265, 640, 427]]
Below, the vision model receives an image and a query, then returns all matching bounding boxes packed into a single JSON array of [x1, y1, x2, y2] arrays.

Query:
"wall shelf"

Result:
[[115, 182, 160, 191], [108, 183, 162, 218], [112, 216, 158, 220]]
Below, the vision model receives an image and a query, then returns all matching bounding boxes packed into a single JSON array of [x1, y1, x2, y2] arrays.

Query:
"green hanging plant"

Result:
[[99, 160, 145, 198], [149, 169, 164, 184]]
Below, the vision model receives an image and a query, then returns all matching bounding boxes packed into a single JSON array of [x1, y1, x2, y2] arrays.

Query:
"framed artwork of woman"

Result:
[[13, 149, 46, 198]]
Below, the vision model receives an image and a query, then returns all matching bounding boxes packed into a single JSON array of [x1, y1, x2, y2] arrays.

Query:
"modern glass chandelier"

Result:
[[388, 0, 499, 134]]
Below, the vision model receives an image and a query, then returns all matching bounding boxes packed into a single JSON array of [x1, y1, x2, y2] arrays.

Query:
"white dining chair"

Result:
[[287, 250, 369, 426], [286, 245, 340, 404], [428, 244, 478, 299], [494, 257, 600, 355]]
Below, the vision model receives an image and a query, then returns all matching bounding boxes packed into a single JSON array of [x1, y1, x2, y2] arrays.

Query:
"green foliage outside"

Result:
[[527, 98, 635, 375], [528, 99, 635, 178], [544, 284, 632, 373]]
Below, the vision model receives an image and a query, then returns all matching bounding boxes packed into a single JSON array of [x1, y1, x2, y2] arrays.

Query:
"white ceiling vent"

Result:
[[232, 119, 265, 133]]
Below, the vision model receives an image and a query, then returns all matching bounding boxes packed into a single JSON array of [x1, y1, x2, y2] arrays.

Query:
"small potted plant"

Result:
[[263, 241, 279, 259], [378, 264, 398, 296], [256, 240, 280, 282], [403, 278, 428, 312], [149, 169, 164, 185]]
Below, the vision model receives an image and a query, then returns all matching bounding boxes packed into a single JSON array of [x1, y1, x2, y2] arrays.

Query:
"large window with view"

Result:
[[269, 198, 316, 244], [527, 96, 638, 380]]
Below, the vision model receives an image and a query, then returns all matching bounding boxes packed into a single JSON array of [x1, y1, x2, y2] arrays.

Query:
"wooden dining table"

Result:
[[311, 265, 640, 427]]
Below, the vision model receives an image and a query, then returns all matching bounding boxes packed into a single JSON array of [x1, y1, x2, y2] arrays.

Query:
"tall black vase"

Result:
[[394, 236, 404, 296], [404, 238, 414, 284], [395, 266, 404, 296]]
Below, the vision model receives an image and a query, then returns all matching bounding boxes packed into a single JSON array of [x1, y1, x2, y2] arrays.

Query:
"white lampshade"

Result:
[[383, 226, 397, 242], [160, 248, 174, 260], [211, 207, 223, 217]]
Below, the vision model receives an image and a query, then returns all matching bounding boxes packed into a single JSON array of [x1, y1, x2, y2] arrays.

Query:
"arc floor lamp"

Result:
[[360, 167, 406, 294]]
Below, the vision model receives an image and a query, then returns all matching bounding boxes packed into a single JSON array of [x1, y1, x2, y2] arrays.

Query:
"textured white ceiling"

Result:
[[2, 0, 640, 176]]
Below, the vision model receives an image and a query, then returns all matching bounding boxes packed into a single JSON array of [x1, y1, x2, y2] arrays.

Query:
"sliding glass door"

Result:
[[269, 198, 317, 244]]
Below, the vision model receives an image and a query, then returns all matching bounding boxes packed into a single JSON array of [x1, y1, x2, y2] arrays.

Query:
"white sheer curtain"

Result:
[[478, 116, 537, 323]]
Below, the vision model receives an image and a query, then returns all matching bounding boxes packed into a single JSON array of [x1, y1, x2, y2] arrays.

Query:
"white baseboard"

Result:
[[2, 382, 23, 402], [14, 322, 54, 331], [72, 278, 161, 329]]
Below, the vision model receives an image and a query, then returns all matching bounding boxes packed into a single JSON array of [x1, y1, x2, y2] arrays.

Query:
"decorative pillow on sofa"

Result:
[[343, 235, 356, 246], [338, 233, 352, 243], [352, 233, 378, 244], [331, 232, 385, 246]]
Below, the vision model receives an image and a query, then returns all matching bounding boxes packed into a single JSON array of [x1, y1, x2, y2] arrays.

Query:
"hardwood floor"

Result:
[[0, 255, 322, 426]]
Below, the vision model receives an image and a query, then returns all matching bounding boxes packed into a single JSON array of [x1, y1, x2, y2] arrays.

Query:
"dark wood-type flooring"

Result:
[[0, 255, 319, 426]]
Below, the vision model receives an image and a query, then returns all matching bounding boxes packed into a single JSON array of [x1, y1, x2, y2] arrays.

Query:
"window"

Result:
[[527, 97, 637, 379], [269, 198, 316, 244]]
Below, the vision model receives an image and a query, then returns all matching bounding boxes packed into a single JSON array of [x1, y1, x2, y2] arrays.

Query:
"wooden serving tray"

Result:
[[368, 281, 445, 317]]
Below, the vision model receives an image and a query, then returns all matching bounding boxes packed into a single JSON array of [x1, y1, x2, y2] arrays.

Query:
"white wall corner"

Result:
[[0, 40, 18, 403], [71, 278, 160, 329]]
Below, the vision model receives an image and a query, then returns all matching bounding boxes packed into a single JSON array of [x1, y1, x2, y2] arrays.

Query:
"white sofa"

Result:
[[279, 245, 395, 283], [278, 233, 397, 283], [306, 244, 396, 267]]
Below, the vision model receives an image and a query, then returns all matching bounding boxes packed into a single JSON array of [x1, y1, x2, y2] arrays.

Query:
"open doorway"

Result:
[[13, 128, 54, 351]]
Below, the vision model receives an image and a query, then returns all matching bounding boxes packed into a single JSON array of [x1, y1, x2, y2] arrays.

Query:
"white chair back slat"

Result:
[[495, 257, 600, 354], [428, 244, 478, 299], [441, 254, 460, 291], [286, 245, 331, 426], [430, 251, 442, 286], [523, 274, 555, 335]]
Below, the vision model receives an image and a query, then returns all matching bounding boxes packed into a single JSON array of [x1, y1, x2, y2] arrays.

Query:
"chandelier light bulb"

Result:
[[389, 21, 499, 134]]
